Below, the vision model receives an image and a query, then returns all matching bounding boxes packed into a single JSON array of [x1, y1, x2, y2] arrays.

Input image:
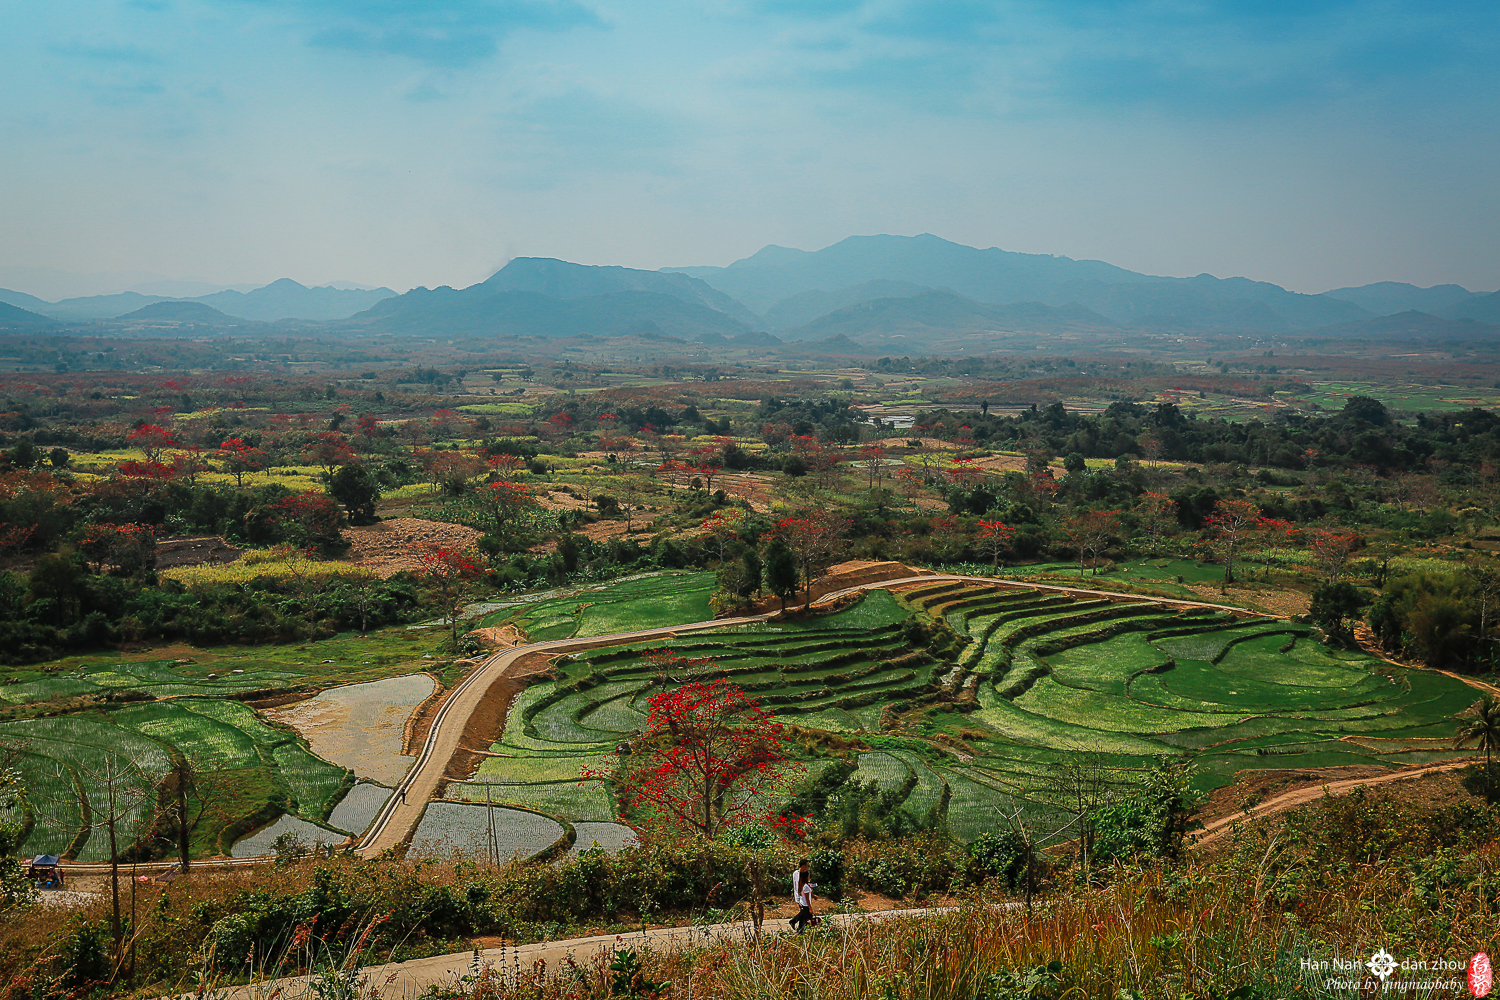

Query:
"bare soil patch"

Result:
[[154, 535, 242, 570], [344, 518, 484, 577], [1194, 760, 1473, 849], [529, 519, 658, 554], [1185, 582, 1309, 618], [971, 454, 1029, 474], [464, 624, 526, 652], [267, 674, 435, 785], [1198, 765, 1394, 829]]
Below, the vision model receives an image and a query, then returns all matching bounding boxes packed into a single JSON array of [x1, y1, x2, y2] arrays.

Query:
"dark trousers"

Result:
[[789, 904, 812, 933]]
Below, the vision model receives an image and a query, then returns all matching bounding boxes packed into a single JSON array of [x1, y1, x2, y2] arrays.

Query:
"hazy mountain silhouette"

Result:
[[0, 301, 53, 326], [763, 279, 931, 330], [479, 257, 761, 327], [1440, 290, 1500, 325], [45, 291, 166, 321], [192, 279, 395, 321], [666, 234, 1368, 332], [118, 301, 240, 323], [15, 279, 394, 322], [0, 288, 58, 315], [1305, 310, 1500, 341], [347, 258, 762, 341], [1322, 281, 1482, 315], [784, 290, 1116, 342], [351, 287, 750, 342]]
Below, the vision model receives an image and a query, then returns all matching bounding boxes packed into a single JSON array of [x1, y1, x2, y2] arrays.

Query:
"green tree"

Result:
[[763, 538, 798, 611], [740, 546, 763, 598], [1457, 697, 1500, 802], [1309, 581, 1370, 644], [327, 463, 381, 525]]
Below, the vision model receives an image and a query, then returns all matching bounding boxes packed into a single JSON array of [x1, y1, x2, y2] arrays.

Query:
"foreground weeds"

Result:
[[3, 777, 1494, 999]]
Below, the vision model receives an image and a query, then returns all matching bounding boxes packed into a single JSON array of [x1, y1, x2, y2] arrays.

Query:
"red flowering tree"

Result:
[[701, 509, 744, 563], [487, 454, 525, 480], [116, 459, 176, 480], [686, 441, 726, 494], [790, 436, 841, 490], [639, 648, 719, 688], [217, 438, 268, 487], [303, 431, 355, 478], [1258, 516, 1302, 562], [581, 679, 803, 841], [1309, 529, 1361, 584], [270, 491, 344, 555], [946, 457, 984, 489], [127, 423, 177, 463], [1205, 499, 1262, 588], [776, 511, 847, 606], [975, 519, 1016, 572], [419, 545, 485, 644], [78, 523, 157, 576], [471, 479, 540, 538]]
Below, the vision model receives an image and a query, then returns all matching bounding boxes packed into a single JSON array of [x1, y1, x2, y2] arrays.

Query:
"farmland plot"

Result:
[[0, 698, 352, 859], [458, 578, 1478, 848]]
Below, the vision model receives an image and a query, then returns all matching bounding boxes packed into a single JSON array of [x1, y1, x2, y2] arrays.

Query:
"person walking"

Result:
[[788, 858, 814, 934]]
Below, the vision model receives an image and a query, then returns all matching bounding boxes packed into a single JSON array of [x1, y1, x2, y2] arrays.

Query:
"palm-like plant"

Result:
[[1456, 696, 1500, 800]]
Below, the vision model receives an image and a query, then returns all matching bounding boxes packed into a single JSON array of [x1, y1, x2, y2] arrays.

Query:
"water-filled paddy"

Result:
[[327, 781, 393, 836], [410, 802, 565, 859], [268, 673, 434, 784], [232, 814, 343, 857]]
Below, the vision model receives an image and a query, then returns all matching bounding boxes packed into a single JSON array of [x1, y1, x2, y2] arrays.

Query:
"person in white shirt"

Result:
[[788, 858, 814, 933]]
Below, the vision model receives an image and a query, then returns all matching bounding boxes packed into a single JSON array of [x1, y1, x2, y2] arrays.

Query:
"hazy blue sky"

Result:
[[4, 0, 1498, 298]]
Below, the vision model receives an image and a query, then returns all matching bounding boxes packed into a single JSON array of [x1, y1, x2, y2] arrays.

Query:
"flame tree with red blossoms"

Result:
[[582, 678, 803, 841], [419, 544, 485, 645]]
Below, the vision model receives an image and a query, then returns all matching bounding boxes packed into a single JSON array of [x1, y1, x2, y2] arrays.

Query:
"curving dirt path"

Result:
[[1192, 758, 1473, 849]]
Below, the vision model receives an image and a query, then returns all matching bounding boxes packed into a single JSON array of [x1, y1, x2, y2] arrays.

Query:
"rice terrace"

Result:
[[0, 563, 1474, 869]]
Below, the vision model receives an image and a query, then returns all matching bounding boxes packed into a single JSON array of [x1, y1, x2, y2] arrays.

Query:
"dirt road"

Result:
[[1193, 759, 1472, 849]]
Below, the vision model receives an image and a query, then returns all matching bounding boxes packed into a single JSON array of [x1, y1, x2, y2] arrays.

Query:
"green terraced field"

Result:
[[480, 571, 718, 642], [12, 571, 1476, 861], [448, 577, 1480, 846], [0, 698, 351, 859]]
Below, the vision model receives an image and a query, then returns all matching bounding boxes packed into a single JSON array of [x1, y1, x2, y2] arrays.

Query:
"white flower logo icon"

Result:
[[1368, 949, 1398, 981]]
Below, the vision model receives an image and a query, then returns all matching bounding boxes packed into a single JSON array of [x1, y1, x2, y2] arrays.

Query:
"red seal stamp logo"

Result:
[[1469, 952, 1493, 997]]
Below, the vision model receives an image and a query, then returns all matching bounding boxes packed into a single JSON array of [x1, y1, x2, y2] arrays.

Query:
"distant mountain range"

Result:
[[669, 234, 1370, 333], [0, 278, 396, 322], [1305, 310, 1500, 341], [4, 236, 1496, 348]]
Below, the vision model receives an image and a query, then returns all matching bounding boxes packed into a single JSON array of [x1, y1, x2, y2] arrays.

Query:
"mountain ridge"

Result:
[[663, 233, 1369, 332]]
